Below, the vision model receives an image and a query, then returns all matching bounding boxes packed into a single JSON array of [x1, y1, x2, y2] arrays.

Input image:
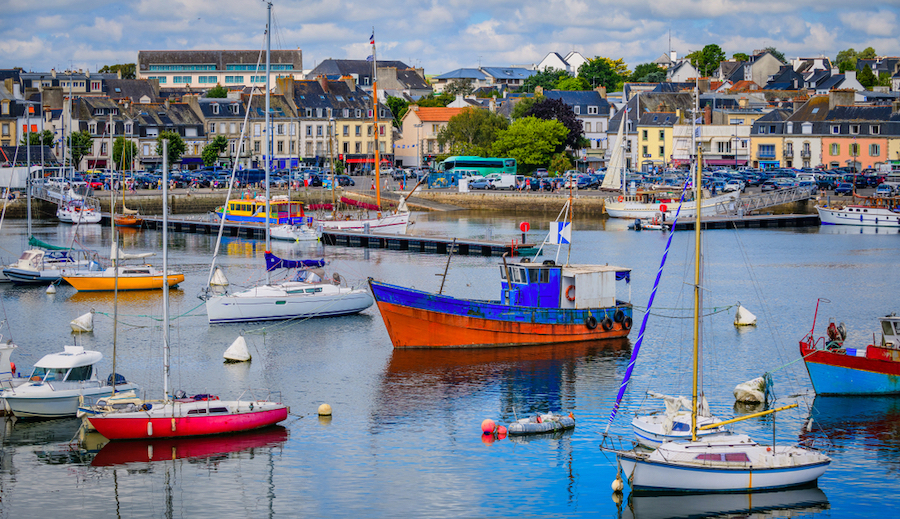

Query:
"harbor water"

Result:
[[1, 210, 899, 517]]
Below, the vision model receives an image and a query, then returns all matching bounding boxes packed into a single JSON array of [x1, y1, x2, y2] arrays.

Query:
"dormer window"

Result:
[[872, 125, 880, 135], [230, 104, 239, 114], [850, 124, 859, 134], [831, 125, 840, 134], [574, 106, 580, 115], [588, 106, 599, 115], [88, 122, 97, 134], [125, 122, 132, 134], [212, 103, 219, 114]]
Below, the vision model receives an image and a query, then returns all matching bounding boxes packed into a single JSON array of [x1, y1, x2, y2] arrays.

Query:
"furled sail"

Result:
[[264, 252, 326, 272]]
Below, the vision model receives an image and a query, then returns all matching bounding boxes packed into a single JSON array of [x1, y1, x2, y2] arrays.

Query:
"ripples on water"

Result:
[[0, 211, 899, 517]]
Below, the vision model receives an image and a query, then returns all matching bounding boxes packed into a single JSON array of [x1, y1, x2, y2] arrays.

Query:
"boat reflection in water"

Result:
[[376, 339, 630, 426], [802, 396, 900, 461], [623, 485, 829, 519], [91, 425, 288, 467]]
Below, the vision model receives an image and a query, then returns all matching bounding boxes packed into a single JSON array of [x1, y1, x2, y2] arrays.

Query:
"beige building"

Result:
[[138, 50, 303, 90], [394, 106, 467, 168]]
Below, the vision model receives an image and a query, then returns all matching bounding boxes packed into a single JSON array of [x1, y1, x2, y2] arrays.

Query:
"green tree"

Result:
[[732, 52, 750, 62], [112, 136, 138, 170], [857, 66, 877, 89], [687, 44, 726, 77], [519, 68, 567, 93], [436, 107, 509, 157], [19, 129, 54, 147], [207, 84, 228, 98], [876, 72, 892, 88], [511, 95, 541, 120], [68, 131, 94, 169], [98, 63, 136, 79], [858, 47, 877, 60], [444, 78, 475, 97], [524, 97, 583, 151], [762, 46, 786, 63], [835, 48, 857, 67], [415, 92, 454, 107], [156, 131, 186, 167], [548, 152, 573, 173], [491, 117, 568, 173], [556, 76, 590, 90], [628, 63, 667, 83], [201, 135, 229, 167], [577, 58, 622, 91], [385, 95, 409, 127]]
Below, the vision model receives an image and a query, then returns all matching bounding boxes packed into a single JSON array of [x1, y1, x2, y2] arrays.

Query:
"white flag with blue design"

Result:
[[551, 222, 571, 244]]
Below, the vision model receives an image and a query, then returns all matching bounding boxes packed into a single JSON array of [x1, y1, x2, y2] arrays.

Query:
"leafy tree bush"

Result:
[[20, 129, 54, 146], [207, 85, 228, 98], [386, 95, 409, 127], [523, 97, 583, 151], [68, 131, 94, 169], [491, 117, 568, 173], [202, 135, 229, 167], [113, 136, 138, 170], [436, 107, 509, 157], [156, 131, 186, 166]]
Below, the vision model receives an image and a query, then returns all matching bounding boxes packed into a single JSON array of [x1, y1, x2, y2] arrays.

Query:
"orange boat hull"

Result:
[[64, 274, 185, 291], [376, 300, 630, 349], [114, 215, 144, 227]]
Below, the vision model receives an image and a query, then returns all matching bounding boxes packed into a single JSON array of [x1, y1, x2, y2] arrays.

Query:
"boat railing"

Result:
[[235, 389, 284, 404], [599, 432, 646, 455]]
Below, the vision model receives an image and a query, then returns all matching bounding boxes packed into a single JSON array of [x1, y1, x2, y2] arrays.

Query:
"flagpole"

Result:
[[371, 27, 381, 207]]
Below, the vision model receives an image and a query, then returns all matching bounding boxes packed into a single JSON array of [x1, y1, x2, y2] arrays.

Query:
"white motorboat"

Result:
[[0, 345, 138, 419], [816, 204, 900, 227], [206, 255, 373, 324], [2, 248, 99, 285], [605, 191, 739, 219], [57, 200, 102, 224], [315, 211, 410, 234], [270, 222, 321, 241]]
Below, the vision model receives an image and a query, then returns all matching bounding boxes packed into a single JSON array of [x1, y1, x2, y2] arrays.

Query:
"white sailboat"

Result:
[[607, 97, 830, 493], [204, 3, 373, 325]]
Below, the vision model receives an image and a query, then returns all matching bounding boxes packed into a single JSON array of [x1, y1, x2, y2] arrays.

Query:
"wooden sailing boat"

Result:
[[112, 120, 143, 228], [607, 95, 831, 493], [86, 137, 289, 440]]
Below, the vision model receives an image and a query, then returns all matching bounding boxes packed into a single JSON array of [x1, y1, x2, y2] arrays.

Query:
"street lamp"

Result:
[[731, 119, 740, 170], [414, 123, 423, 170]]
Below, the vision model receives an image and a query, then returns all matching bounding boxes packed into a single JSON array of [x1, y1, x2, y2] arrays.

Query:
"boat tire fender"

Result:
[[521, 258, 531, 263], [614, 309, 625, 323], [622, 316, 633, 330], [585, 315, 598, 330], [601, 316, 613, 331], [565, 285, 576, 301], [543, 260, 555, 266]]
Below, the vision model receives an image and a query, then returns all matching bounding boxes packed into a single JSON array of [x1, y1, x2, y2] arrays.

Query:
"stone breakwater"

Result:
[[1, 188, 820, 218]]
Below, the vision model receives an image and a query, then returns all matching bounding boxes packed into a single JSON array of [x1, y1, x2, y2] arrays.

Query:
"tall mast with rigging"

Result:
[[690, 85, 702, 441], [263, 1, 272, 284], [371, 27, 380, 207]]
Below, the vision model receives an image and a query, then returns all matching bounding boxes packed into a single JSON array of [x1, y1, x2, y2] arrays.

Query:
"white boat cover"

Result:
[[734, 376, 767, 403], [70, 310, 94, 333], [647, 391, 711, 434], [110, 243, 154, 261], [734, 304, 757, 326], [223, 335, 251, 362]]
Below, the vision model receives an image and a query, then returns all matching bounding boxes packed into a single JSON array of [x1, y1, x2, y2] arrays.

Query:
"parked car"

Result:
[[534, 168, 549, 178], [760, 180, 778, 192], [336, 175, 355, 187], [307, 174, 323, 187], [834, 182, 854, 196], [468, 178, 493, 190], [875, 183, 894, 197]]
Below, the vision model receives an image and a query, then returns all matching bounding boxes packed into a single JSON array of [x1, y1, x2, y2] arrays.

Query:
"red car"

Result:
[[86, 178, 104, 190]]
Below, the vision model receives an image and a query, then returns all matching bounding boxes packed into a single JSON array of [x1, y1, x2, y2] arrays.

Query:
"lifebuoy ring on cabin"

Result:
[[585, 315, 598, 330], [601, 317, 613, 331], [618, 196, 624, 202], [565, 285, 576, 301]]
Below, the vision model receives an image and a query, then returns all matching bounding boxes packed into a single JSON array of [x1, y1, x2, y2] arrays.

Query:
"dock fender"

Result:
[[585, 315, 598, 330], [623, 316, 633, 330], [614, 309, 625, 323], [601, 316, 613, 331]]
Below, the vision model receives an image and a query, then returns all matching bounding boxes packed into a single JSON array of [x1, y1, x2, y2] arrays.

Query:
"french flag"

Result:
[[369, 32, 374, 44]]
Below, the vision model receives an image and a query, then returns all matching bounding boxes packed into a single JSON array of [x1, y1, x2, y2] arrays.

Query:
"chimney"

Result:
[[697, 78, 710, 93], [892, 100, 900, 114], [828, 88, 855, 110], [164, 98, 170, 110], [489, 96, 496, 113], [845, 70, 857, 81], [86, 70, 90, 78], [51, 68, 56, 79], [341, 75, 356, 90], [739, 97, 748, 109], [596, 85, 607, 98], [455, 94, 463, 104], [704, 104, 712, 124], [670, 50, 677, 62], [317, 75, 329, 93], [792, 96, 806, 111]]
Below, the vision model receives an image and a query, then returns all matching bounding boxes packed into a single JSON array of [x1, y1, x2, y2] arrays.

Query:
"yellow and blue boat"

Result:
[[215, 195, 307, 225]]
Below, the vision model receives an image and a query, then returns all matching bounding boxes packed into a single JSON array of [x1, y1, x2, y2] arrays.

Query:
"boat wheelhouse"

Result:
[[215, 195, 308, 225]]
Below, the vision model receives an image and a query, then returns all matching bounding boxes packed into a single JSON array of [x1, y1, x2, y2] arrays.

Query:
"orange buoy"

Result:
[[481, 418, 496, 435], [497, 426, 508, 439]]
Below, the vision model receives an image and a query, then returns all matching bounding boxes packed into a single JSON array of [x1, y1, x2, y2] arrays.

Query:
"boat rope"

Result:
[[631, 304, 737, 319], [606, 177, 692, 433], [94, 300, 207, 325]]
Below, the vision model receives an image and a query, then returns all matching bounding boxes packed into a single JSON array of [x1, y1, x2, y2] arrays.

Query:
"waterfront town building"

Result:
[[137, 50, 303, 90]]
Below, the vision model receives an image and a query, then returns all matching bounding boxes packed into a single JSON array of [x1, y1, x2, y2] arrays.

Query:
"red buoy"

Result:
[[497, 426, 508, 439], [481, 419, 496, 435], [659, 204, 668, 213]]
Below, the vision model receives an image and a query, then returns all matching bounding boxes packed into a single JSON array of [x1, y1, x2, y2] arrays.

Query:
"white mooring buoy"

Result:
[[734, 303, 757, 326], [223, 335, 251, 362], [46, 284, 56, 294], [70, 310, 94, 333]]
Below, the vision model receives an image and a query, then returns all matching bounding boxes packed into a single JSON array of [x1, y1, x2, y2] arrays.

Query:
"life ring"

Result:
[[585, 315, 598, 330], [622, 316, 633, 330], [565, 285, 576, 301], [614, 309, 625, 323], [618, 196, 624, 202], [601, 316, 613, 331]]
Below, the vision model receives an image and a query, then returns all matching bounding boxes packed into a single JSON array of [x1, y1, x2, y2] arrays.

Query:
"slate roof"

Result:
[[307, 59, 409, 85], [138, 50, 301, 71], [816, 74, 845, 91], [609, 92, 694, 132], [433, 68, 488, 80], [652, 82, 695, 93], [479, 67, 536, 80], [245, 93, 296, 119], [192, 97, 247, 119], [638, 112, 677, 126], [104, 79, 159, 103], [130, 102, 205, 131], [289, 79, 392, 119], [391, 68, 430, 90], [542, 90, 610, 115]]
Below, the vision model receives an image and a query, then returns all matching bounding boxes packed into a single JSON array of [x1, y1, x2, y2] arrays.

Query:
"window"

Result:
[[290, 140, 295, 153], [584, 122, 591, 132], [642, 145, 648, 156], [276, 123, 284, 135], [343, 142, 348, 153], [150, 64, 216, 72], [277, 140, 284, 153], [850, 143, 859, 156], [343, 125, 349, 136], [254, 141, 260, 152], [250, 76, 266, 83], [211, 103, 219, 114], [230, 122, 236, 134], [173, 76, 192, 84], [0, 101, 7, 115], [91, 81, 101, 90], [729, 118, 743, 124], [355, 142, 361, 153], [306, 142, 313, 155], [830, 143, 839, 156], [355, 125, 361, 136], [659, 130, 664, 140], [125, 122, 132, 134], [231, 104, 239, 114], [199, 76, 217, 84], [100, 142, 107, 155], [316, 125, 323, 136], [588, 106, 599, 115], [769, 125, 776, 133], [230, 141, 236, 155], [717, 141, 731, 153], [355, 109, 361, 118], [872, 125, 881, 135], [88, 122, 97, 134], [306, 125, 312, 136], [831, 125, 840, 134], [850, 124, 860, 134], [290, 123, 296, 136], [367, 125, 372, 136], [225, 76, 243, 84], [659, 146, 664, 156], [573, 105, 580, 115], [786, 122, 793, 133], [758, 144, 775, 158], [869, 144, 880, 156], [143, 144, 150, 156], [254, 124, 261, 137], [802, 122, 812, 134], [642, 129, 648, 141]]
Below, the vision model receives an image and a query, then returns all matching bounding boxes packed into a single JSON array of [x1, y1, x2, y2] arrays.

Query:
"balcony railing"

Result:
[[758, 152, 776, 159], [783, 149, 794, 158], [801, 150, 811, 158]]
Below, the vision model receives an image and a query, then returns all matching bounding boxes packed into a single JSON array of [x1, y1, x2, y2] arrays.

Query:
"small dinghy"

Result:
[[507, 412, 575, 435]]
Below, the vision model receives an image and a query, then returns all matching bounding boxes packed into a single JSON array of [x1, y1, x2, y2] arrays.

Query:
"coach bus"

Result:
[[440, 156, 516, 177]]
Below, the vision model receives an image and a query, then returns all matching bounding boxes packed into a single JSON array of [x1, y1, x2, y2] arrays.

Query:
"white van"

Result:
[[485, 173, 517, 190]]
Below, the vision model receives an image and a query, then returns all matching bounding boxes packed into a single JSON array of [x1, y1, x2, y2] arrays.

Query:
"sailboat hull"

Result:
[[88, 400, 289, 439], [317, 212, 410, 234], [206, 286, 374, 324], [64, 274, 185, 291], [617, 454, 830, 493]]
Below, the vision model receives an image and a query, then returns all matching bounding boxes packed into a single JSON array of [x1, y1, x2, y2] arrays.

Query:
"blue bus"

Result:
[[440, 156, 516, 176]]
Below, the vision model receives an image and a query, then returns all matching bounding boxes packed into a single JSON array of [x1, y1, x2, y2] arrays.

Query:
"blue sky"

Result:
[[1, 1, 898, 75]]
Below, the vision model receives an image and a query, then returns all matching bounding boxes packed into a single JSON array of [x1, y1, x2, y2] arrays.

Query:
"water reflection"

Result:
[[818, 225, 900, 235], [623, 486, 829, 519], [803, 396, 900, 468]]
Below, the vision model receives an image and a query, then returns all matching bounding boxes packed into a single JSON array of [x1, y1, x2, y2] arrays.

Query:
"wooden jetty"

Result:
[[671, 213, 820, 230]]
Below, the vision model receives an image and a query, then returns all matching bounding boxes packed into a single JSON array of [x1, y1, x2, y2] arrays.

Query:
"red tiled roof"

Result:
[[413, 107, 468, 122]]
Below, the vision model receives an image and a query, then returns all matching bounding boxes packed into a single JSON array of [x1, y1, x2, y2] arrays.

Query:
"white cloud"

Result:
[[843, 9, 897, 37]]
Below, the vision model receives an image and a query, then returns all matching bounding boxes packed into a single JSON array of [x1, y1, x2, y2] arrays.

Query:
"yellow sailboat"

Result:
[[63, 240, 183, 291]]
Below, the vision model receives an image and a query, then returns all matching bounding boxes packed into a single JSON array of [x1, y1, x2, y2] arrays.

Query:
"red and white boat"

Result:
[[85, 85, 289, 439]]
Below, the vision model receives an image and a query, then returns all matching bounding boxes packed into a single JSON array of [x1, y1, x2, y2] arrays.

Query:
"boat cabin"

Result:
[[28, 346, 101, 384], [500, 260, 631, 309], [879, 314, 900, 349], [218, 195, 306, 224]]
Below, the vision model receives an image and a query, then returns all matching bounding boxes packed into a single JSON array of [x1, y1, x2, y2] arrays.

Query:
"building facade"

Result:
[[138, 50, 303, 90]]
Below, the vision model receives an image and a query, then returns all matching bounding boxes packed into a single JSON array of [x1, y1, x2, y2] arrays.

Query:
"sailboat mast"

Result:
[[264, 1, 272, 285], [691, 87, 701, 441], [371, 27, 380, 207], [162, 140, 170, 401], [111, 114, 119, 394]]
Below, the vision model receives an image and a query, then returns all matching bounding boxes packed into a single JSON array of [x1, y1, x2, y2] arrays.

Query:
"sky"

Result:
[[1, 0, 899, 76]]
